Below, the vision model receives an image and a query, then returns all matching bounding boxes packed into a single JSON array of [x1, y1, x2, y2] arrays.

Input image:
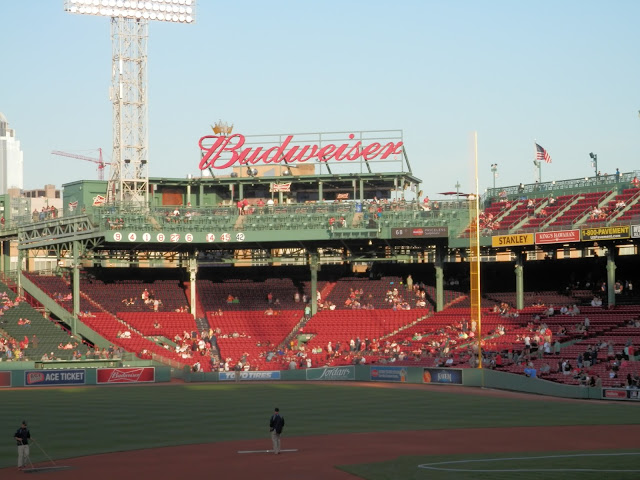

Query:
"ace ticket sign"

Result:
[[25, 369, 86, 386]]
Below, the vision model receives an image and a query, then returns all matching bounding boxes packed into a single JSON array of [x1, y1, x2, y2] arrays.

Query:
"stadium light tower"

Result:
[[64, 0, 196, 206]]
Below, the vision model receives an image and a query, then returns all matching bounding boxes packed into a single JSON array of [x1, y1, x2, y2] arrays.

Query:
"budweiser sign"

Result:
[[270, 182, 291, 193], [97, 367, 155, 384], [198, 133, 404, 170]]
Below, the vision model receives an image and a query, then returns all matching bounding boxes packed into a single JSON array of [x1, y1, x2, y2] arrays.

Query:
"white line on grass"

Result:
[[418, 452, 640, 473], [238, 449, 299, 454]]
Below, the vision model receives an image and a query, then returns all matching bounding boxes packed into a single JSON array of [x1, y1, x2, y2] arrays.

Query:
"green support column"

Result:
[[318, 182, 323, 202], [199, 184, 203, 207], [606, 247, 617, 307], [435, 245, 444, 312], [515, 251, 524, 311], [17, 249, 23, 294], [310, 251, 319, 316], [359, 179, 364, 202], [72, 241, 80, 335], [188, 251, 198, 318], [1, 240, 10, 273]]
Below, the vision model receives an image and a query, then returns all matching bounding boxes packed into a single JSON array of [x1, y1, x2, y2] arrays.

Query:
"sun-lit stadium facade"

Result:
[[1, 129, 640, 386]]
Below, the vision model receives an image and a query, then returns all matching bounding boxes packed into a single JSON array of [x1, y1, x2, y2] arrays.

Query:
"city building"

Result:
[[0, 112, 24, 194]]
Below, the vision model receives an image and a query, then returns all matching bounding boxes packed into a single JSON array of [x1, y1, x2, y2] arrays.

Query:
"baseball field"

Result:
[[2, 382, 640, 479]]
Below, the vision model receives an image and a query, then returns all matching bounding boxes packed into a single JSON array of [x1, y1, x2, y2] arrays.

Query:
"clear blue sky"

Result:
[[1, 0, 639, 197]]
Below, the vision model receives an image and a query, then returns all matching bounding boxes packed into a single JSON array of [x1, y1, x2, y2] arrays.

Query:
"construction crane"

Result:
[[51, 149, 110, 180]]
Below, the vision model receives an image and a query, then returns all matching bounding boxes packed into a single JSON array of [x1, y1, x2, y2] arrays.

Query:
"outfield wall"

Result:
[[0, 364, 603, 400], [184, 365, 603, 400]]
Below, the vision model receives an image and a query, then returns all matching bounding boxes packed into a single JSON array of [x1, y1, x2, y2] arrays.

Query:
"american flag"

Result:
[[535, 143, 552, 164]]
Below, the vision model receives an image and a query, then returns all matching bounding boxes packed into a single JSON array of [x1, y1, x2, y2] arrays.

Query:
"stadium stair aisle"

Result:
[[183, 281, 206, 319]]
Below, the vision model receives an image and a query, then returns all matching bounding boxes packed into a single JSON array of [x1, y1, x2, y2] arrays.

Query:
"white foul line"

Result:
[[238, 449, 299, 454], [418, 452, 640, 473]]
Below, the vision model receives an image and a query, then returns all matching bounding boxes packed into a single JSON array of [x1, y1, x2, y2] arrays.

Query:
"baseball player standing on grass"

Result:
[[269, 408, 285, 454], [14, 420, 31, 470]]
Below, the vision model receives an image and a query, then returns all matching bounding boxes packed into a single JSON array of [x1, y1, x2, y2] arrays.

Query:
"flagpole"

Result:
[[534, 140, 542, 184]]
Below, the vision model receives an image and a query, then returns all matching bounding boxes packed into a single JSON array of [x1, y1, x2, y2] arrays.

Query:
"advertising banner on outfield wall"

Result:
[[370, 366, 407, 382], [391, 227, 448, 239], [491, 233, 534, 247], [632, 225, 640, 239], [97, 367, 155, 384], [535, 229, 580, 245], [25, 369, 86, 387], [581, 225, 630, 241], [306, 366, 355, 381], [0, 371, 11, 387], [602, 388, 640, 401], [422, 368, 462, 385], [219, 371, 281, 381]]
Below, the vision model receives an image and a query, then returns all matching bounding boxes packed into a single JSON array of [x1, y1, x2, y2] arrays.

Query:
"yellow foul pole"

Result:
[[468, 132, 482, 369]]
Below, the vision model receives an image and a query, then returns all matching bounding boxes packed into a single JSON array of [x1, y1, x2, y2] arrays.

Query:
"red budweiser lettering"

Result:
[[198, 133, 404, 170], [109, 370, 143, 382], [97, 367, 155, 384]]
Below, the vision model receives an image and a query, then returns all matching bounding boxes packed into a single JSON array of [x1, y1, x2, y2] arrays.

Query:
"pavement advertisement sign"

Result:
[[581, 225, 630, 241]]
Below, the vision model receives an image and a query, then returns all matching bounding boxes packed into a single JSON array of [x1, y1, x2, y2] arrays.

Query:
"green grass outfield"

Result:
[[1, 383, 638, 470], [338, 450, 640, 480]]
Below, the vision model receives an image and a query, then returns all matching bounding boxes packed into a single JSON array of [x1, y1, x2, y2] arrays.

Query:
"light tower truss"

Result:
[[64, 0, 197, 207], [109, 16, 149, 206]]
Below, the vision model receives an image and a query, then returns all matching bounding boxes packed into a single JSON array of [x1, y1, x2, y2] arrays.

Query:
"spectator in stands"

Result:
[[524, 363, 537, 378], [632, 176, 640, 188]]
